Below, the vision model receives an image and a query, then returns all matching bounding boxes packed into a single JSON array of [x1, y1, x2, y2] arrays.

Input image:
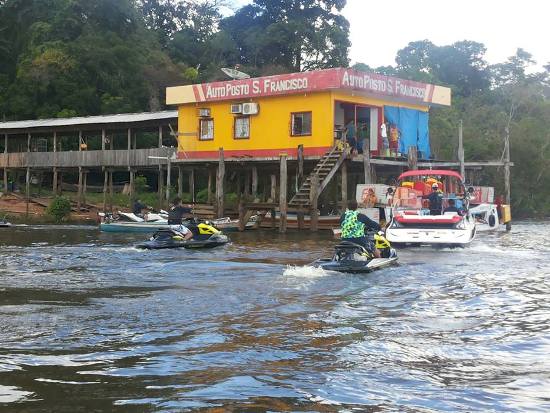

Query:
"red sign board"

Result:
[[187, 68, 441, 105]]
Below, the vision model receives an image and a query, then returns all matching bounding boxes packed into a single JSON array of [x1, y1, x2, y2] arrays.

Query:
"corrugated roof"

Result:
[[0, 110, 178, 131]]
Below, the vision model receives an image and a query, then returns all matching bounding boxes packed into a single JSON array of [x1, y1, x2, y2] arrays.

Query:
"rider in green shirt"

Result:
[[340, 200, 382, 257]]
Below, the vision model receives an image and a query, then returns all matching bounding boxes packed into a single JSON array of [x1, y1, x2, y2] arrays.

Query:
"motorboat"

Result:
[[99, 211, 256, 233], [0, 218, 12, 228], [136, 222, 230, 250], [385, 170, 476, 246], [469, 203, 500, 231], [312, 233, 398, 273]]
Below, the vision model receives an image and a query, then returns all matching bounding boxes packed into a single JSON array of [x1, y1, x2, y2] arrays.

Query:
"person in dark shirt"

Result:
[[167, 197, 193, 225], [443, 198, 459, 214], [340, 200, 382, 257], [423, 183, 443, 215], [132, 199, 147, 216]]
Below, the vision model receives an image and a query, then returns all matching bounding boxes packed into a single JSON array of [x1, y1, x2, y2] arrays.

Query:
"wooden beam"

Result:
[[82, 171, 87, 206], [216, 148, 225, 218], [341, 160, 348, 209], [189, 168, 195, 202], [108, 170, 113, 213], [103, 168, 108, 213], [458, 119, 465, 178], [178, 166, 183, 198], [251, 166, 258, 198], [27, 133, 31, 152], [270, 174, 277, 202], [362, 137, 372, 184], [297, 144, 304, 187], [77, 166, 83, 211], [129, 169, 135, 203], [207, 168, 213, 203], [127, 128, 131, 168], [158, 124, 163, 148], [279, 154, 287, 233], [101, 129, 106, 151], [407, 146, 418, 171], [310, 173, 319, 232], [25, 167, 30, 218], [157, 167, 163, 210], [3, 168, 7, 194]]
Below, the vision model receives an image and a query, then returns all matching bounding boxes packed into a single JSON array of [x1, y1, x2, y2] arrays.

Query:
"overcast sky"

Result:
[[344, 0, 547, 70], [225, 0, 549, 71]]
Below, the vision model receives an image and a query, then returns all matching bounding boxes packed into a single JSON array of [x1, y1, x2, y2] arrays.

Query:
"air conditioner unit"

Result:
[[242, 102, 259, 115], [198, 108, 211, 117], [230, 104, 242, 114]]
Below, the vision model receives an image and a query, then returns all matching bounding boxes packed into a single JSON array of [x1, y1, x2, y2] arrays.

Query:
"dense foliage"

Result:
[[1, 1, 549, 215], [46, 195, 71, 222]]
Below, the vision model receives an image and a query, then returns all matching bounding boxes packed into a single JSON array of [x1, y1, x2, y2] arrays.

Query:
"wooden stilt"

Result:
[[207, 168, 213, 203], [103, 168, 108, 212], [3, 168, 8, 194], [504, 124, 512, 231], [310, 174, 319, 232], [77, 166, 83, 211], [407, 146, 418, 171], [189, 168, 195, 202], [108, 171, 113, 213], [270, 174, 277, 202], [52, 167, 58, 195], [458, 120, 465, 179], [341, 160, 348, 209], [25, 167, 30, 218], [297, 208, 305, 230], [244, 170, 250, 198], [251, 166, 258, 199], [279, 154, 287, 233], [178, 166, 183, 198], [297, 144, 304, 187], [363, 138, 372, 184], [216, 148, 225, 218], [59, 171, 63, 195], [238, 200, 246, 231], [129, 169, 135, 204], [157, 167, 163, 210]]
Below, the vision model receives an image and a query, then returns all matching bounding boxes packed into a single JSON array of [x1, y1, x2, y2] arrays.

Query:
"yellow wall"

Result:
[[177, 91, 334, 156]]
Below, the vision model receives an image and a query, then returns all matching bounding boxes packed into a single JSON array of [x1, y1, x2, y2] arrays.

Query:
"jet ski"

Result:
[[136, 221, 230, 250], [312, 232, 398, 273]]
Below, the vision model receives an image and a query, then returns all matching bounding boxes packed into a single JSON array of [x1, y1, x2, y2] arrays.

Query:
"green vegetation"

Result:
[[46, 196, 71, 222], [1, 1, 549, 216]]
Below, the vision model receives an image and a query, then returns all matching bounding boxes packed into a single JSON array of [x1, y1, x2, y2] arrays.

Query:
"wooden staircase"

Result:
[[289, 145, 347, 208]]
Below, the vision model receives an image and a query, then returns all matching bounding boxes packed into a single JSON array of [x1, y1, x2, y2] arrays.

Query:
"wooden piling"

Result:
[[129, 169, 135, 203], [270, 174, 277, 202], [297, 208, 305, 230], [504, 124, 512, 231], [77, 166, 83, 211], [25, 167, 30, 218], [157, 167, 163, 210], [52, 167, 58, 195], [297, 144, 304, 187], [407, 146, 418, 171], [103, 168, 108, 212], [341, 160, 348, 210], [207, 168, 213, 203], [279, 154, 288, 233], [2, 168, 7, 194], [458, 120, 465, 179], [189, 168, 195, 202], [362, 138, 372, 184], [310, 173, 319, 232], [251, 166, 258, 198], [108, 170, 113, 213], [83, 171, 87, 206], [178, 166, 183, 198], [238, 200, 246, 231], [216, 148, 225, 218]]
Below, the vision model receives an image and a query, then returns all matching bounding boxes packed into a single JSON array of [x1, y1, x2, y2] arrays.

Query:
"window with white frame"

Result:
[[291, 112, 312, 136], [199, 118, 214, 140], [234, 116, 250, 139]]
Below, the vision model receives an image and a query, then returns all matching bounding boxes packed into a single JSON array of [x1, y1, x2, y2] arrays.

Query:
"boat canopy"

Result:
[[398, 169, 463, 181]]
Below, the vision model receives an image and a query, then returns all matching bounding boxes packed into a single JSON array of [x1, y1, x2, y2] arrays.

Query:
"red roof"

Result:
[[395, 215, 462, 224], [398, 169, 463, 181]]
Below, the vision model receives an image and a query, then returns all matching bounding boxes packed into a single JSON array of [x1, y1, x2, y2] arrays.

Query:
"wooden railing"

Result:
[[0, 148, 177, 168]]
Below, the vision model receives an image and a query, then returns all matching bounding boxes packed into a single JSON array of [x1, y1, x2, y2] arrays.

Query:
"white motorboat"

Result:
[[469, 203, 500, 231], [385, 169, 476, 247]]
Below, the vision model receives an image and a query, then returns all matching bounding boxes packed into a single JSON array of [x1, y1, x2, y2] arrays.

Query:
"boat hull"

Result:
[[386, 226, 476, 246], [312, 256, 398, 273]]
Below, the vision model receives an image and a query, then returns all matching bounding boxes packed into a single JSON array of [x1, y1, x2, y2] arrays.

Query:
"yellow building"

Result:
[[166, 68, 451, 160]]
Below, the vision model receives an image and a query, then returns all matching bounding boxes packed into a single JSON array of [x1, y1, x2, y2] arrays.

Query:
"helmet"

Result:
[[432, 183, 439, 189]]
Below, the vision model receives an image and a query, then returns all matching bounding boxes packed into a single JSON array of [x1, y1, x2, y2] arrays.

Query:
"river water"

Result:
[[0, 222, 549, 412]]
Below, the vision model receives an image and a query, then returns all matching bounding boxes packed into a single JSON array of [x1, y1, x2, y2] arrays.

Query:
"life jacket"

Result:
[[341, 210, 365, 238]]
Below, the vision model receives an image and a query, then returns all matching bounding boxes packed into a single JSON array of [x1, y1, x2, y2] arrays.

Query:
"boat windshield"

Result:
[[392, 174, 467, 214]]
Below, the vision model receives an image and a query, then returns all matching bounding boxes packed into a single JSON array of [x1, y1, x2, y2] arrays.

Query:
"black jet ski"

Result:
[[136, 221, 230, 250], [312, 232, 398, 273]]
